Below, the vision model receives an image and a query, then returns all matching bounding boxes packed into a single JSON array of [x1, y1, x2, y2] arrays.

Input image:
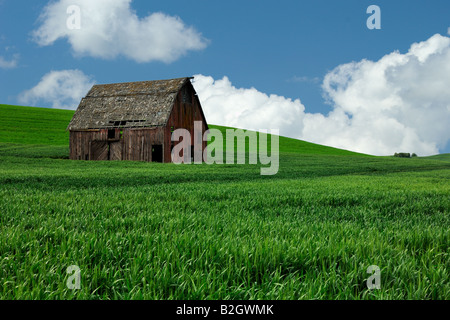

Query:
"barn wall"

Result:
[[165, 82, 208, 163], [122, 127, 164, 161], [70, 129, 109, 160], [70, 127, 165, 162]]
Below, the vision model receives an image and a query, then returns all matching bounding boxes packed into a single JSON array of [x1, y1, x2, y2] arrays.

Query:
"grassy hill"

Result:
[[424, 153, 450, 162], [0, 104, 448, 300], [0, 104, 366, 156], [0, 104, 73, 145]]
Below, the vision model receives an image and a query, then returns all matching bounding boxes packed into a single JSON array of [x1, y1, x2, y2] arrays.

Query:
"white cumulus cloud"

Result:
[[194, 33, 450, 156], [0, 54, 19, 69], [33, 0, 208, 63], [315, 33, 450, 155], [19, 69, 95, 109], [192, 75, 307, 136]]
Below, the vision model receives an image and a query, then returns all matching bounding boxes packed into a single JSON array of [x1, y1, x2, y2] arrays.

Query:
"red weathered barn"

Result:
[[67, 77, 208, 163]]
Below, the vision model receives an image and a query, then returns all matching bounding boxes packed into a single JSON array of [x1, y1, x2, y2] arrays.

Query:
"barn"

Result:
[[67, 77, 208, 163]]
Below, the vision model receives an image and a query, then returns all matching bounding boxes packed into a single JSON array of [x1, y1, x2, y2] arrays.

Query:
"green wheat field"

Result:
[[0, 104, 448, 300]]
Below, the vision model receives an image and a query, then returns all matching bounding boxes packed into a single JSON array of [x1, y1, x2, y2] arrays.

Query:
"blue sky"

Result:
[[0, 0, 449, 155]]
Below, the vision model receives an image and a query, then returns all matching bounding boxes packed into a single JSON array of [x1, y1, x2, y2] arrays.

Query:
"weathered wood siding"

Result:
[[70, 127, 165, 162], [165, 83, 208, 163], [70, 129, 109, 160], [122, 127, 164, 161]]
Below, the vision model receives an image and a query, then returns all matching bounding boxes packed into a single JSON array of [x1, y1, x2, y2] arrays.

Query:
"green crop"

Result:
[[0, 104, 448, 300]]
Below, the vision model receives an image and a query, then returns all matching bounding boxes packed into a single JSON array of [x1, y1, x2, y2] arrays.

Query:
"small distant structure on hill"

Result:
[[394, 152, 417, 158], [67, 77, 208, 163]]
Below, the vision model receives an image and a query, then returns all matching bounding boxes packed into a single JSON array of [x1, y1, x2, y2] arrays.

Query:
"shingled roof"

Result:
[[67, 77, 192, 130]]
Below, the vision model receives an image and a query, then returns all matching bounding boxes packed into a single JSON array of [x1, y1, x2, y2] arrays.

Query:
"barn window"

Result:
[[182, 86, 192, 104], [108, 129, 116, 139]]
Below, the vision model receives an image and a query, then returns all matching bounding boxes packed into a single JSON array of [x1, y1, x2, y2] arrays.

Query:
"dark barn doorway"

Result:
[[152, 145, 163, 163]]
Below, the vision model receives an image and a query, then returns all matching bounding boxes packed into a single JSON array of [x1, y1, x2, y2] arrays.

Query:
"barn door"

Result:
[[90, 140, 108, 160], [109, 141, 123, 160]]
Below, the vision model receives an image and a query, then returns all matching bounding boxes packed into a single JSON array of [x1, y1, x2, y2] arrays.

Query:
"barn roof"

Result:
[[67, 77, 193, 130]]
